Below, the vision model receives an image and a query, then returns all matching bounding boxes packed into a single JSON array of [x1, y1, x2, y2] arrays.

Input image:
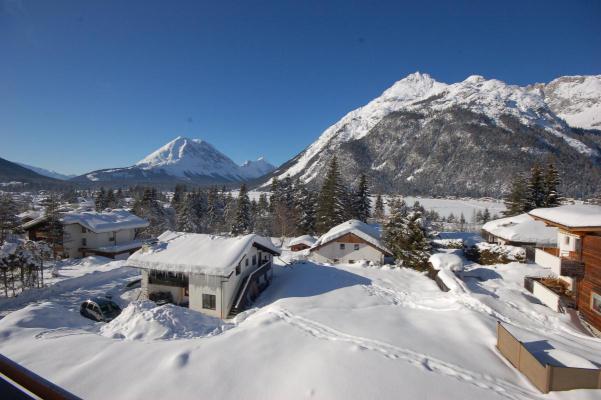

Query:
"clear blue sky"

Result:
[[1, 0, 600, 175]]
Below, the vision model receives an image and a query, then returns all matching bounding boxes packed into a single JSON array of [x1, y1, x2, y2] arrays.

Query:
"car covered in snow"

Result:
[[80, 298, 122, 322]]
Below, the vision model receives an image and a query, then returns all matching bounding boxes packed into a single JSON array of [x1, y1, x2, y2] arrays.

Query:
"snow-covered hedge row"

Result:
[[464, 242, 526, 265]]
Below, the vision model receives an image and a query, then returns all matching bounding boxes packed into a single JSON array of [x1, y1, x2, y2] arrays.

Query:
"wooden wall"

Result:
[[578, 235, 601, 331]]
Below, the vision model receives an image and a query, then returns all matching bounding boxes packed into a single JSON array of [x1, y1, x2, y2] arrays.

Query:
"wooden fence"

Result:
[[496, 322, 601, 393]]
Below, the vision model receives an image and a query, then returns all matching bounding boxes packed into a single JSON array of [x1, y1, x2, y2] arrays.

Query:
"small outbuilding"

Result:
[[288, 235, 317, 252], [309, 220, 392, 265]]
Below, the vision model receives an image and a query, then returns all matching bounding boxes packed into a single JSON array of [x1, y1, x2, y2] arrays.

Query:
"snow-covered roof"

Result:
[[62, 209, 149, 233], [311, 220, 392, 255], [128, 231, 281, 276], [92, 240, 145, 254], [529, 205, 601, 229], [288, 235, 317, 248], [482, 213, 557, 246]]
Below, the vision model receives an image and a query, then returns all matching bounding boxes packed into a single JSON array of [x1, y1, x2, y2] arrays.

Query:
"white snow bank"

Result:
[[100, 301, 230, 341], [429, 253, 464, 272], [128, 231, 281, 275], [529, 204, 601, 228], [473, 242, 526, 262]]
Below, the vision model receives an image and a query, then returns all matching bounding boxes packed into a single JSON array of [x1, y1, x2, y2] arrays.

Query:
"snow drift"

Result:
[[100, 301, 230, 341]]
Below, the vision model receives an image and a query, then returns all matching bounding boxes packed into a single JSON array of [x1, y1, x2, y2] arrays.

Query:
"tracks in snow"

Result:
[[270, 307, 542, 400]]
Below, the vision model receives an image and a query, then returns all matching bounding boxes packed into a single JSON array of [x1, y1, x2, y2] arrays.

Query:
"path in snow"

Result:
[[269, 307, 543, 400]]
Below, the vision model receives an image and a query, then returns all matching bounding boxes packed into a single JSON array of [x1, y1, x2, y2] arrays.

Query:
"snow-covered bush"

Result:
[[463, 242, 526, 265], [432, 238, 463, 249]]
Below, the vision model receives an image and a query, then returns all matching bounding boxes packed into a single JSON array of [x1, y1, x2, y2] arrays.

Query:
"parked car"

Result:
[[80, 298, 122, 322]]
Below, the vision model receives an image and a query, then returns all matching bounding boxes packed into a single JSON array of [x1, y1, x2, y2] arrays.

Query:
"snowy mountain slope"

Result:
[[539, 75, 601, 130], [16, 162, 76, 180], [263, 72, 601, 197], [73, 136, 275, 185]]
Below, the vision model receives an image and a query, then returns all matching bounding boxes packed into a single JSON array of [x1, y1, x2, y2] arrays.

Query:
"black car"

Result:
[[80, 298, 122, 322]]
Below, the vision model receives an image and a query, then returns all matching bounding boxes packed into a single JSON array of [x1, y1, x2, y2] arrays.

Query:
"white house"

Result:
[[127, 231, 281, 319], [22, 209, 149, 259], [309, 219, 393, 265]]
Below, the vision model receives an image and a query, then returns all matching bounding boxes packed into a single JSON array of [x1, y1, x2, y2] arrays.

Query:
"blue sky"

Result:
[[1, 0, 600, 175]]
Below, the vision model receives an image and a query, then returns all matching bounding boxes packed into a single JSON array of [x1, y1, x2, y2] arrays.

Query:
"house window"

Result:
[[109, 232, 115, 242], [349, 260, 355, 264], [252, 255, 257, 265], [82, 238, 87, 246], [340, 243, 345, 250], [81, 226, 87, 233], [184, 287, 189, 297], [354, 244, 360, 250], [564, 236, 570, 245], [245, 258, 249, 267], [236, 264, 241, 276], [592, 292, 601, 315], [202, 294, 216, 310]]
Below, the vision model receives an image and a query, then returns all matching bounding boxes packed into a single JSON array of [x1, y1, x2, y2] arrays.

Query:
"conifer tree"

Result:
[[0, 194, 19, 242], [374, 194, 385, 222], [176, 193, 202, 233], [543, 163, 561, 207], [231, 184, 252, 235], [315, 156, 347, 233], [352, 174, 371, 222], [95, 187, 107, 211], [294, 179, 317, 234], [526, 164, 545, 210], [172, 184, 187, 209], [503, 174, 528, 216], [132, 187, 172, 238], [44, 193, 63, 257], [482, 208, 491, 223], [383, 198, 431, 270], [105, 189, 117, 209]]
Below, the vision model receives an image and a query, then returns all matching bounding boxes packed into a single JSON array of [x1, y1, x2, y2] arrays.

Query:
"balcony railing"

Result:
[[535, 248, 584, 278]]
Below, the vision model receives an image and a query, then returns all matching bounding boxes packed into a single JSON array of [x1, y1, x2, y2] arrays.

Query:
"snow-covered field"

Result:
[[238, 190, 506, 218], [1, 250, 600, 399]]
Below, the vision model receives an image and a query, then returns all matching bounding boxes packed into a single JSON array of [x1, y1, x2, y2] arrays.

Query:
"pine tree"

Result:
[[383, 198, 431, 270], [231, 184, 252, 235], [543, 163, 561, 207], [95, 187, 107, 211], [315, 156, 348, 233], [44, 193, 63, 257], [0, 194, 19, 242], [374, 194, 385, 222], [132, 188, 172, 238], [172, 184, 187, 209], [254, 193, 272, 236], [105, 189, 117, 209], [482, 208, 491, 223], [526, 164, 545, 210], [459, 213, 466, 231], [503, 174, 528, 216], [176, 193, 202, 233], [294, 179, 317, 235], [352, 174, 371, 222]]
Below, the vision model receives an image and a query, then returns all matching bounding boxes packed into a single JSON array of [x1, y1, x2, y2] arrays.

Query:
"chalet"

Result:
[[127, 231, 281, 319], [288, 235, 317, 252], [21, 209, 149, 259], [309, 219, 393, 265], [528, 205, 601, 332], [481, 213, 557, 260]]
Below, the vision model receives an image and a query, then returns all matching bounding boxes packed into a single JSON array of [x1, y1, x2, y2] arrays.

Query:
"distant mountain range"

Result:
[[70, 136, 276, 186], [16, 162, 76, 180], [0, 157, 67, 187], [263, 73, 601, 198]]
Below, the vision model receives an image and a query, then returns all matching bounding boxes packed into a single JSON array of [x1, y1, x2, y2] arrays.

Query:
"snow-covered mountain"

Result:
[[16, 162, 76, 180], [73, 136, 275, 185], [537, 75, 601, 130], [264, 72, 601, 197]]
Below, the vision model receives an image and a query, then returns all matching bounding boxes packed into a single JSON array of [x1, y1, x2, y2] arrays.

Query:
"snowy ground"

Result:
[[1, 251, 600, 399]]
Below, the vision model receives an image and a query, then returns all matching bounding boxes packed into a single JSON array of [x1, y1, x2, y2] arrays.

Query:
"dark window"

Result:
[[82, 238, 87, 246], [81, 226, 87, 233], [245, 258, 249, 267], [349, 260, 355, 264], [252, 255, 257, 265], [339, 243, 345, 250], [354, 244, 360, 250], [202, 294, 216, 310], [109, 232, 115, 242], [236, 264, 241, 276], [592, 292, 601, 315]]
